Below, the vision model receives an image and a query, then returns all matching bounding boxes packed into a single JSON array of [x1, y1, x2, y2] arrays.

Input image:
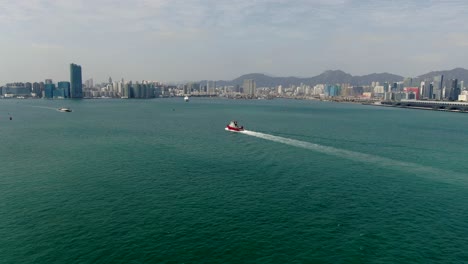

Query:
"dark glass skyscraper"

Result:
[[450, 79, 460, 101], [444, 79, 458, 101], [44, 83, 55, 99], [70, 63, 83, 98], [58, 81, 71, 98]]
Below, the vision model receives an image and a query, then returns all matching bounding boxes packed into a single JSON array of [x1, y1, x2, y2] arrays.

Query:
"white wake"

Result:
[[240, 130, 468, 185], [29, 106, 59, 111]]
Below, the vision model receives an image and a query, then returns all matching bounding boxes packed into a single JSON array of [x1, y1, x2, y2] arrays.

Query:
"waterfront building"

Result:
[[445, 79, 459, 101], [420, 81, 433, 99], [57, 81, 71, 98], [3, 83, 31, 96], [383, 82, 390, 93], [352, 86, 364, 96], [427, 83, 434, 99], [458, 90, 468, 102], [432, 75, 444, 100], [391, 82, 398, 92], [85, 78, 94, 89], [32, 82, 41, 97], [44, 83, 55, 98], [113, 81, 119, 95], [25, 82, 32, 93], [183, 83, 191, 95], [277, 85, 283, 95], [53, 88, 65, 98], [207, 81, 216, 95], [404, 87, 420, 100], [132, 83, 142, 98], [45, 79, 53, 85], [326, 85, 341, 97], [243, 79, 256, 97], [70, 63, 83, 98], [121, 83, 130, 98], [39, 82, 45, 96]]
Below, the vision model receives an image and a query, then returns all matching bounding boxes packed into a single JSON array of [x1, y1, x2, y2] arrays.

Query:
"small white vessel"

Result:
[[58, 107, 72, 112], [184, 96, 189, 102]]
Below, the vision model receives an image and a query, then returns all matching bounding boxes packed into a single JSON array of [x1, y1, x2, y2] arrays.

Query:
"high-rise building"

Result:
[[122, 83, 131, 98], [3, 83, 31, 96], [243, 79, 256, 97], [58, 81, 71, 98], [278, 85, 283, 95], [44, 83, 55, 98], [444, 79, 459, 101], [207, 81, 216, 95], [85, 78, 94, 89], [45, 79, 53, 85], [70, 63, 83, 98], [32, 82, 41, 97], [450, 79, 460, 101], [420, 81, 433, 99], [183, 83, 191, 95], [391, 82, 398, 92], [433, 75, 444, 100]]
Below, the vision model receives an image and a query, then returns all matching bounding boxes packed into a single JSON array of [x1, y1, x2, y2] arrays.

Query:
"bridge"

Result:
[[381, 100, 468, 111]]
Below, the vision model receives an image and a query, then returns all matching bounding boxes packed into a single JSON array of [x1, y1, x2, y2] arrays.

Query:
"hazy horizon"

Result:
[[1, 0, 468, 84]]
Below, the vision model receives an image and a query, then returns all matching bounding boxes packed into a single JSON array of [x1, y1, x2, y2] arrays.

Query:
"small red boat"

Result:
[[225, 120, 244, 132]]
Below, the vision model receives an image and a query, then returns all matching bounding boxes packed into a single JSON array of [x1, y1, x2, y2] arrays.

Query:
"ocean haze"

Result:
[[2, 0, 468, 83]]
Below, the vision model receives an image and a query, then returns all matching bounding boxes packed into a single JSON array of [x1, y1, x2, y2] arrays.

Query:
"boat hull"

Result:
[[225, 125, 244, 132]]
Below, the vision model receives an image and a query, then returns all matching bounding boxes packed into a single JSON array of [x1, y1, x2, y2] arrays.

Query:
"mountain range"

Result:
[[204, 68, 468, 87]]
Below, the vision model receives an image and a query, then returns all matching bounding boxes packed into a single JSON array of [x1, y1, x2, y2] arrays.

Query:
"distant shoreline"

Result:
[[362, 102, 468, 113]]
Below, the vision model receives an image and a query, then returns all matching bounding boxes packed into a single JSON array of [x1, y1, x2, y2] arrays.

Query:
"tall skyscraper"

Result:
[[243, 79, 256, 97], [421, 80, 433, 99], [70, 63, 83, 98], [450, 79, 460, 101], [433, 75, 444, 100], [445, 79, 458, 101]]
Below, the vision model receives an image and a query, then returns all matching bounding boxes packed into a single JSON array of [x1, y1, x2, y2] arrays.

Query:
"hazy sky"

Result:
[[1, 0, 468, 83]]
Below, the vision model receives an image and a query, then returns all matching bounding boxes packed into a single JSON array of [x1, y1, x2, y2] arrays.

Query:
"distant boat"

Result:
[[184, 96, 189, 102], [58, 107, 72, 112]]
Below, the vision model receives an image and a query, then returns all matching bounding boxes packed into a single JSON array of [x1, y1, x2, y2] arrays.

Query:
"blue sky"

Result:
[[1, 0, 468, 83]]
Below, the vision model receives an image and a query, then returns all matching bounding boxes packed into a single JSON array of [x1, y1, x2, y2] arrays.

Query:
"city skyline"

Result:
[[2, 0, 468, 84]]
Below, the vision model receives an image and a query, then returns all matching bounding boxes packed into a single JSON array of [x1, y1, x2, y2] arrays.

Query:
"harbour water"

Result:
[[1, 98, 468, 263]]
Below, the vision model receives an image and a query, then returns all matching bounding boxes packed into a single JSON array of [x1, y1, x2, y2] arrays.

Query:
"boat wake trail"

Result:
[[241, 130, 468, 185], [29, 106, 59, 111]]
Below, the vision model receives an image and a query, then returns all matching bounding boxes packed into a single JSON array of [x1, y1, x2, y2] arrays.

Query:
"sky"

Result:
[[1, 0, 468, 84]]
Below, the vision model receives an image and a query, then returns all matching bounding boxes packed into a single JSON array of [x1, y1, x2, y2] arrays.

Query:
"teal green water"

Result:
[[1, 98, 468, 263]]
